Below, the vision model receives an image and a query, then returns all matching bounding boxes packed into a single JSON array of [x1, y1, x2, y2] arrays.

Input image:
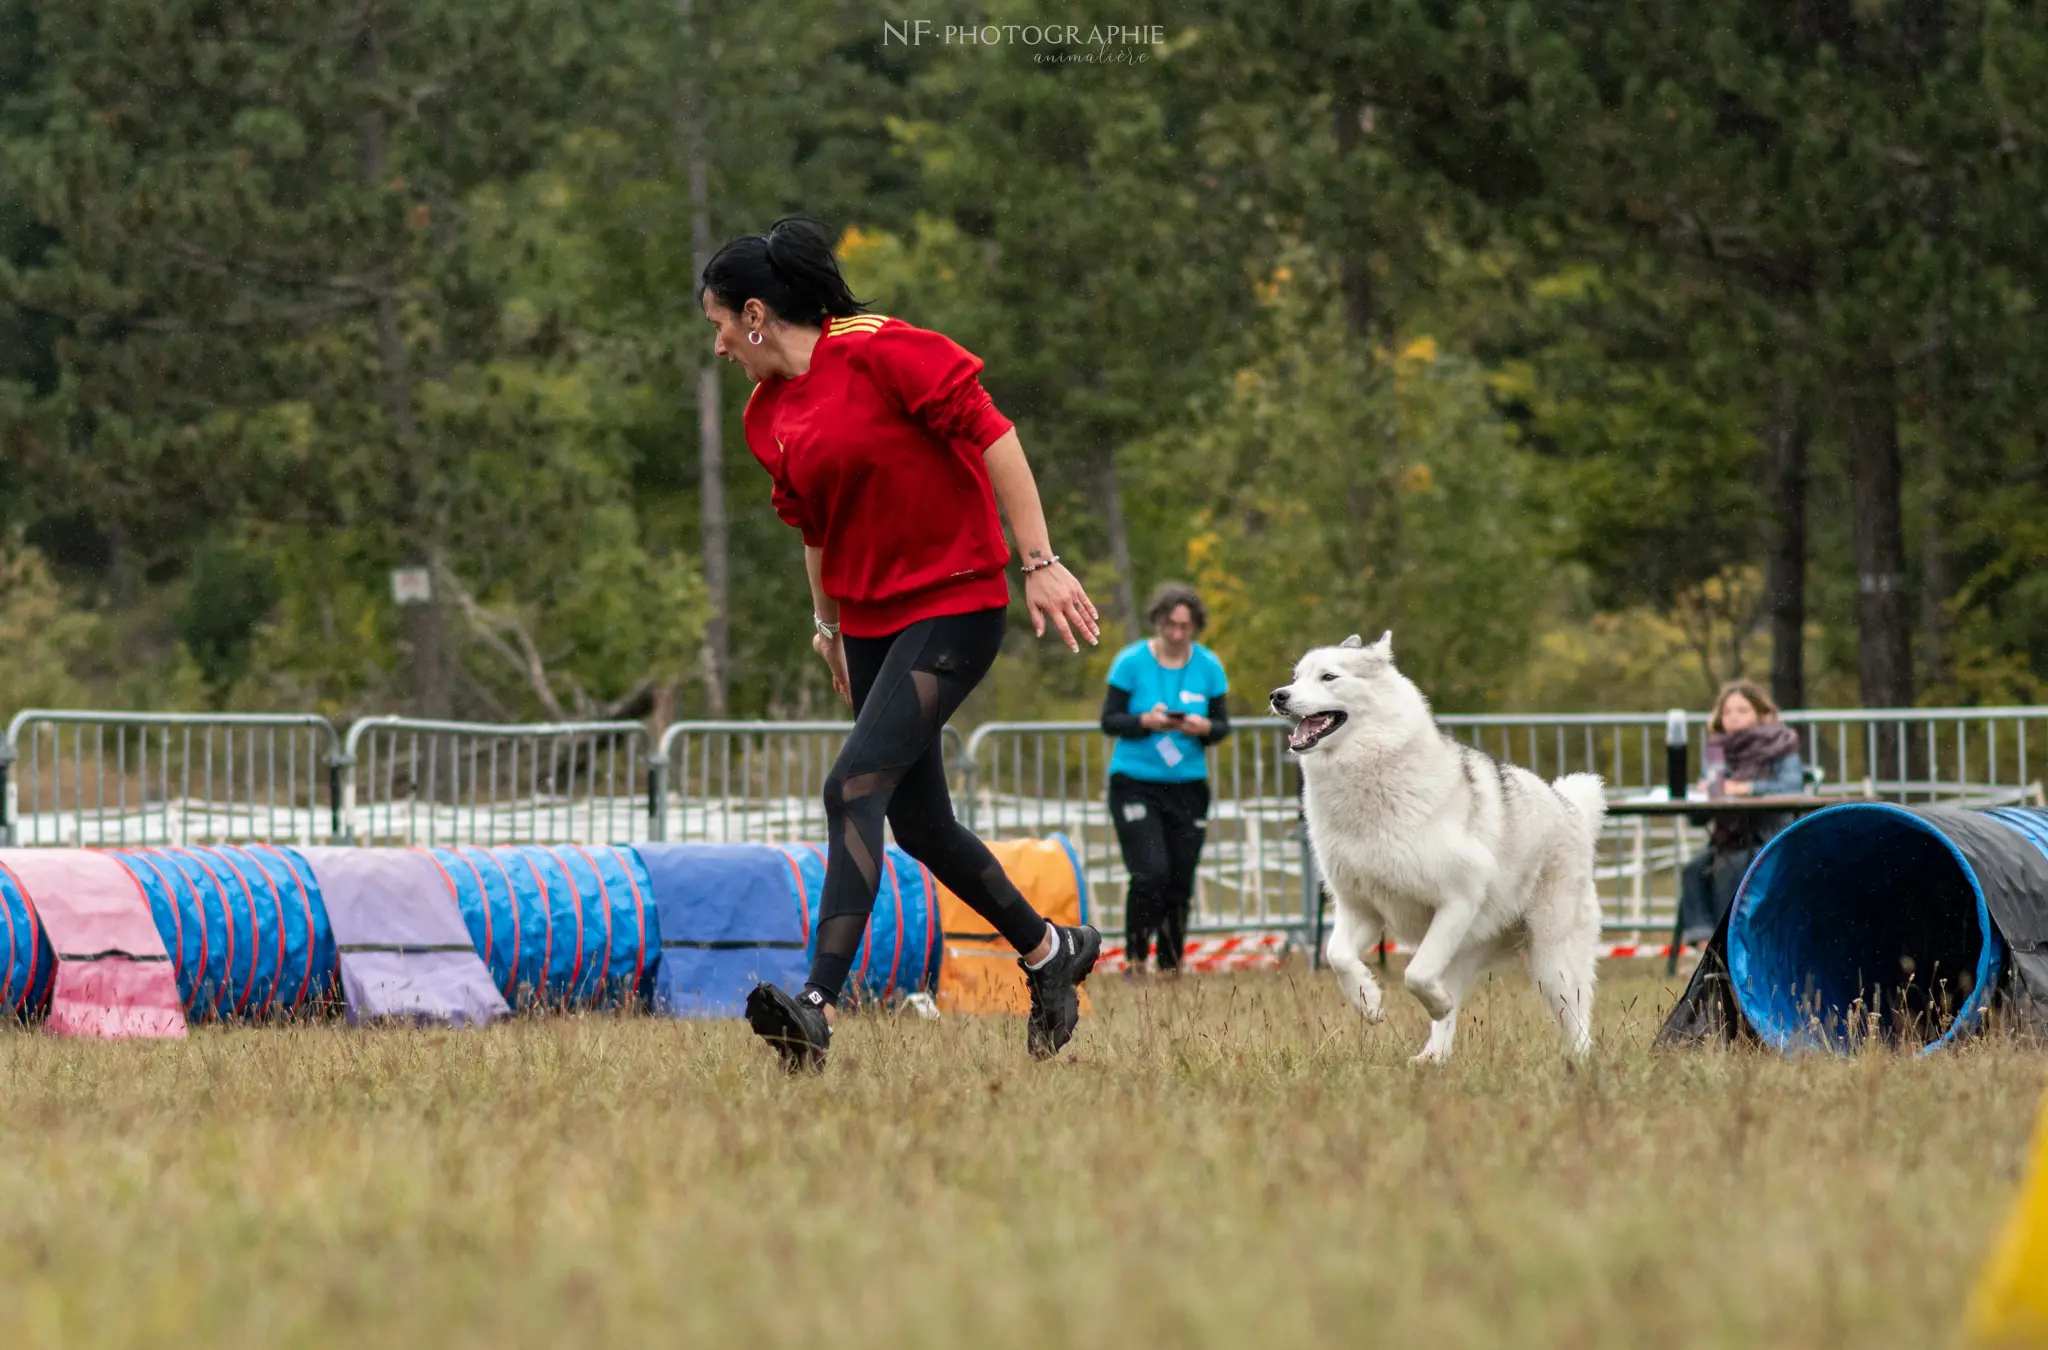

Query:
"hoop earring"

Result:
[[747, 330, 764, 346]]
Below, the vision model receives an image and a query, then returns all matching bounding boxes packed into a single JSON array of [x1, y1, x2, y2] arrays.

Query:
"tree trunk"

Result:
[[404, 595, 449, 717], [679, 0, 728, 716], [652, 680, 678, 742], [356, 4, 446, 718], [694, 362, 728, 714], [105, 521, 137, 611], [1330, 91, 1374, 342], [1762, 389, 1808, 709], [1918, 347, 1953, 693], [1097, 445, 1140, 641], [1845, 363, 1912, 777]]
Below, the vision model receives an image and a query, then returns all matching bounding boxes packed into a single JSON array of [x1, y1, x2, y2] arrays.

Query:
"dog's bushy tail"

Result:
[[1552, 772, 1608, 837]]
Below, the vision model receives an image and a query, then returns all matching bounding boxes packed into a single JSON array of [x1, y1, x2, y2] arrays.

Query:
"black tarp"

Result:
[[1657, 804, 2048, 1053]]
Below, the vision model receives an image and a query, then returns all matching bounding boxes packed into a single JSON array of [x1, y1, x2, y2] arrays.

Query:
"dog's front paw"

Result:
[[1353, 992, 1384, 1023], [1412, 1014, 1457, 1063]]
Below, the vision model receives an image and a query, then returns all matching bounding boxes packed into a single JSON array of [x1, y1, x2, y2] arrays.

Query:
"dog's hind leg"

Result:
[[1526, 947, 1596, 1057], [1325, 902, 1384, 1022], [1525, 887, 1599, 1057]]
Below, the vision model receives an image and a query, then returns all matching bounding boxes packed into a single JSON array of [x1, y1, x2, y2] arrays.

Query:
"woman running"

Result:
[[700, 216, 1104, 1069]]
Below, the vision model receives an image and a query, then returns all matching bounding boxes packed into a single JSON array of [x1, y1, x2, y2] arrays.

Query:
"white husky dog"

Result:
[[1270, 632, 1605, 1062]]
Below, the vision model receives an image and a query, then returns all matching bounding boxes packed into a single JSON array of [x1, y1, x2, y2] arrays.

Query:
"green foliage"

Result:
[[0, 0, 705, 719], [2, 0, 2047, 721], [176, 539, 280, 696], [1128, 252, 1549, 709], [1481, 260, 1770, 610], [0, 529, 96, 710]]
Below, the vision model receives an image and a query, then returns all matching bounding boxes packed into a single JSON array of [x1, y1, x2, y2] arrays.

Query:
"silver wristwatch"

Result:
[[814, 615, 841, 641]]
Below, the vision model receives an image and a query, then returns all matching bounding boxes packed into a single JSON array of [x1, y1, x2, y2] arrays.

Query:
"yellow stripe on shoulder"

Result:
[[829, 314, 890, 336]]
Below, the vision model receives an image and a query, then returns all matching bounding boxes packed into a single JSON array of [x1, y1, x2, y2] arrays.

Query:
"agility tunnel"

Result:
[[112, 845, 338, 1020], [1661, 805, 2048, 1052], [637, 841, 942, 1016], [0, 849, 185, 1037], [639, 843, 811, 1017], [0, 858, 55, 1019], [933, 834, 1088, 1016], [779, 842, 943, 1007], [424, 845, 656, 1009], [1, 836, 1083, 1032], [296, 848, 508, 1026]]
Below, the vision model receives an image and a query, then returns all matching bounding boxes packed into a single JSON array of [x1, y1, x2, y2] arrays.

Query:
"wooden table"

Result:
[[1606, 795, 1870, 973]]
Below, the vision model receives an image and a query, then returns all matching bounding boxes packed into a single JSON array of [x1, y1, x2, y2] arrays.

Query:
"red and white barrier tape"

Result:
[[1099, 931, 1700, 974], [1099, 932, 1287, 975], [1594, 942, 1701, 959]]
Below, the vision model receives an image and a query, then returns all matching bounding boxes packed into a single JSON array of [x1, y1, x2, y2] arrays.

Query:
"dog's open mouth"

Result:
[[1288, 711, 1347, 752]]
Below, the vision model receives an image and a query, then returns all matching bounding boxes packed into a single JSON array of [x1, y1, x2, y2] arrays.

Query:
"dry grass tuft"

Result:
[[0, 962, 2037, 1348]]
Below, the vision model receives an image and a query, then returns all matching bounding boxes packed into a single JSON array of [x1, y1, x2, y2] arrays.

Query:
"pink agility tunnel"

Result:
[[0, 850, 186, 1038]]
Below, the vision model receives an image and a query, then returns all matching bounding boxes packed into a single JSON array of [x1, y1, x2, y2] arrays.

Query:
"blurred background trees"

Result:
[[3, 0, 2044, 722]]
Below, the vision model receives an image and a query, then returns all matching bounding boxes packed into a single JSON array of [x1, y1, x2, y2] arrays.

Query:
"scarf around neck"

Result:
[[1715, 721, 1799, 783]]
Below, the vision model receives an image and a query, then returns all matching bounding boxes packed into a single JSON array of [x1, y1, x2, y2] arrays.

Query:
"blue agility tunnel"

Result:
[[639, 843, 813, 1018], [639, 842, 942, 1017], [1661, 805, 2048, 1052], [778, 842, 943, 1006], [111, 845, 338, 1020], [425, 845, 655, 1009], [0, 859, 54, 1019]]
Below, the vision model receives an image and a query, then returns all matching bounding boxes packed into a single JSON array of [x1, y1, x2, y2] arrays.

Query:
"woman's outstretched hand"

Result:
[[814, 632, 852, 706], [1025, 563, 1100, 652]]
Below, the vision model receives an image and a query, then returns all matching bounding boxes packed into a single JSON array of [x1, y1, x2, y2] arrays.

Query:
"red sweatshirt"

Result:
[[742, 313, 1016, 637]]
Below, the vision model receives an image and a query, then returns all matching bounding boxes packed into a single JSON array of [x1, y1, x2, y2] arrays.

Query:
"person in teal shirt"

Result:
[[1099, 583, 1230, 972]]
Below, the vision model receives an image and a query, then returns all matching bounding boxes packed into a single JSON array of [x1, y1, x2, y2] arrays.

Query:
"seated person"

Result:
[[1677, 679, 1804, 944]]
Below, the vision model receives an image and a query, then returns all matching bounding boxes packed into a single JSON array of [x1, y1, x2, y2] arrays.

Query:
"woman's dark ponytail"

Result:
[[701, 216, 867, 326]]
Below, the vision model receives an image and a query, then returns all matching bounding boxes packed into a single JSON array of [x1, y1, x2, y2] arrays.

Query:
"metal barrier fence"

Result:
[[653, 721, 965, 843], [7, 704, 2044, 949], [961, 718, 1314, 939], [340, 717, 656, 846], [1, 710, 342, 847], [0, 713, 963, 850], [1441, 706, 2048, 805]]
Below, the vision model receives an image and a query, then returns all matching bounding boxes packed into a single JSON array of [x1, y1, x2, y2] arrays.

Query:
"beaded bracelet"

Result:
[[1019, 554, 1061, 576]]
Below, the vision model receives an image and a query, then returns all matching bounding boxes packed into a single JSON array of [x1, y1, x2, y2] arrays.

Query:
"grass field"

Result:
[[0, 960, 2039, 1349]]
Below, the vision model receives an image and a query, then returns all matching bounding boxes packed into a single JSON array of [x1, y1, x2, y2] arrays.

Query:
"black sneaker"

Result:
[[1019, 923, 1102, 1060], [746, 982, 831, 1072]]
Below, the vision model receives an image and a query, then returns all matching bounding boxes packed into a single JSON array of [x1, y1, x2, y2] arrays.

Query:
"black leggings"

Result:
[[1109, 774, 1209, 972], [806, 607, 1048, 1003]]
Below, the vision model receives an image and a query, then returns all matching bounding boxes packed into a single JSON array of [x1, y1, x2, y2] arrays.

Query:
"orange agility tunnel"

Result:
[[933, 833, 1090, 1016]]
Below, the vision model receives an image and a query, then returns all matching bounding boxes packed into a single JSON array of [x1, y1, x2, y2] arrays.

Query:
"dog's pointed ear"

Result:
[[1372, 630, 1393, 657], [1338, 634, 1364, 649]]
